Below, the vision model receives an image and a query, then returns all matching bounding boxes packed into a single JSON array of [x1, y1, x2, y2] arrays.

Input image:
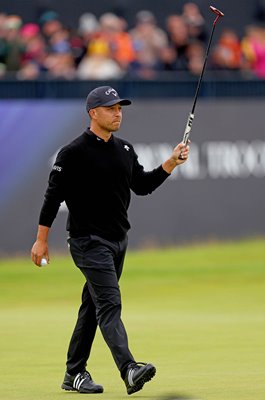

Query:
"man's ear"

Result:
[[89, 109, 96, 119]]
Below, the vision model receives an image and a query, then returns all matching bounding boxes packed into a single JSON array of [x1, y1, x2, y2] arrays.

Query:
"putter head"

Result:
[[209, 5, 224, 17]]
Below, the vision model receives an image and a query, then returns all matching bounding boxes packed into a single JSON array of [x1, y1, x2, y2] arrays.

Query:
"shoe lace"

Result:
[[128, 362, 147, 371], [81, 371, 92, 380]]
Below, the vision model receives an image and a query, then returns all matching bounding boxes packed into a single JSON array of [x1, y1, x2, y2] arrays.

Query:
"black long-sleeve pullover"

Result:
[[39, 129, 170, 241]]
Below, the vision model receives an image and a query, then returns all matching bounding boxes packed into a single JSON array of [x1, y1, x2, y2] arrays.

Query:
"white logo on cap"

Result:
[[105, 88, 118, 97]]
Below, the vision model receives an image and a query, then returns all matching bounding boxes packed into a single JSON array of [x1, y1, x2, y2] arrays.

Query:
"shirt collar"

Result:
[[86, 128, 114, 143]]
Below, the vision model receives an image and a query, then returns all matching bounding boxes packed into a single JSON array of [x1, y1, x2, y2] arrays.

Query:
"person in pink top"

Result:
[[241, 25, 265, 78]]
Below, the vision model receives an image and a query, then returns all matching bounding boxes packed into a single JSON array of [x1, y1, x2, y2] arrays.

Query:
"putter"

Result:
[[182, 5, 224, 146]]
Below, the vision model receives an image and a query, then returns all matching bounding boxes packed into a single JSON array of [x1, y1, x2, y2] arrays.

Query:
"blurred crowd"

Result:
[[0, 3, 265, 80]]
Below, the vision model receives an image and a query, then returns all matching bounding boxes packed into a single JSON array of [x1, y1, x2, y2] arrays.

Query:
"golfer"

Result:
[[31, 86, 189, 395]]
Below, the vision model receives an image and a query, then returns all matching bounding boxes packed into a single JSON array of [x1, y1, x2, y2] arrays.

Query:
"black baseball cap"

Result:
[[86, 86, 131, 111]]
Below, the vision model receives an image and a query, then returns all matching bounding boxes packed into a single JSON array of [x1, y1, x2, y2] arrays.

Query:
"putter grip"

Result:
[[182, 112, 194, 145]]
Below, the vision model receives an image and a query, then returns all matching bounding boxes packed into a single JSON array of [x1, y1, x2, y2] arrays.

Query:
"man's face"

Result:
[[91, 103, 123, 132]]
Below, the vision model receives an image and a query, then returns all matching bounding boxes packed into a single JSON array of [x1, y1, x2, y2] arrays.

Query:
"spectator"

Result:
[[18, 23, 46, 79], [38, 11, 77, 79], [39, 10, 63, 43], [0, 7, 265, 80], [78, 12, 99, 45], [166, 15, 190, 70], [20, 23, 46, 71], [76, 37, 124, 80], [129, 10, 168, 72], [98, 13, 136, 70], [68, 29, 86, 67], [181, 2, 207, 43], [186, 40, 205, 75], [127, 47, 157, 79], [44, 52, 76, 79], [241, 25, 265, 78], [3, 14, 25, 72], [157, 45, 178, 72], [16, 60, 40, 80], [76, 13, 99, 65], [211, 28, 242, 70]]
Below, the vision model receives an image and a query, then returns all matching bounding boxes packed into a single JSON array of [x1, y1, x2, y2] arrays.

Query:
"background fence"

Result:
[[1, 76, 265, 99]]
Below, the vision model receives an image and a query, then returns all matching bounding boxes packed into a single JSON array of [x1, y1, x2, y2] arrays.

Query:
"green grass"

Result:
[[1, 238, 265, 400]]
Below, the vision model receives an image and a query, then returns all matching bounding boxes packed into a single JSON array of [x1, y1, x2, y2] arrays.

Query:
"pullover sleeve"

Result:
[[39, 146, 72, 227], [130, 149, 170, 195]]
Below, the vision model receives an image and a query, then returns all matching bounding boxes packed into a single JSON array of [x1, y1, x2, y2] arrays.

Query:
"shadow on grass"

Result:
[[154, 394, 202, 400], [135, 394, 202, 400]]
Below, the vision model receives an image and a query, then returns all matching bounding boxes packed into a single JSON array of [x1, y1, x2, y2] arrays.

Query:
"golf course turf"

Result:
[[1, 238, 265, 399]]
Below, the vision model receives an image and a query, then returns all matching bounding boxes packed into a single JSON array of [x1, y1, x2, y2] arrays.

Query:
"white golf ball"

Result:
[[41, 258, 47, 267]]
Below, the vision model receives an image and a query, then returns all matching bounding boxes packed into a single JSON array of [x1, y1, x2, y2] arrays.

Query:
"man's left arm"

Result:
[[130, 142, 190, 195]]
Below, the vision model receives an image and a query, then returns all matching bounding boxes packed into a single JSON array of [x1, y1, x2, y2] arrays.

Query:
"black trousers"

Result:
[[66, 234, 135, 378]]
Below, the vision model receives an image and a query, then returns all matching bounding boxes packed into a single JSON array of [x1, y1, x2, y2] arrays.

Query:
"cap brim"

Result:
[[101, 98, 132, 107]]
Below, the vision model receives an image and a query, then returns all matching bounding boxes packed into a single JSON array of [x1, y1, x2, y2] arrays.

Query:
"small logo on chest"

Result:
[[124, 145, 130, 151]]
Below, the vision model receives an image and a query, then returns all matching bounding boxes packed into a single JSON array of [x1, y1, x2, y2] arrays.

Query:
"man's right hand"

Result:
[[31, 225, 50, 267], [31, 240, 49, 267]]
